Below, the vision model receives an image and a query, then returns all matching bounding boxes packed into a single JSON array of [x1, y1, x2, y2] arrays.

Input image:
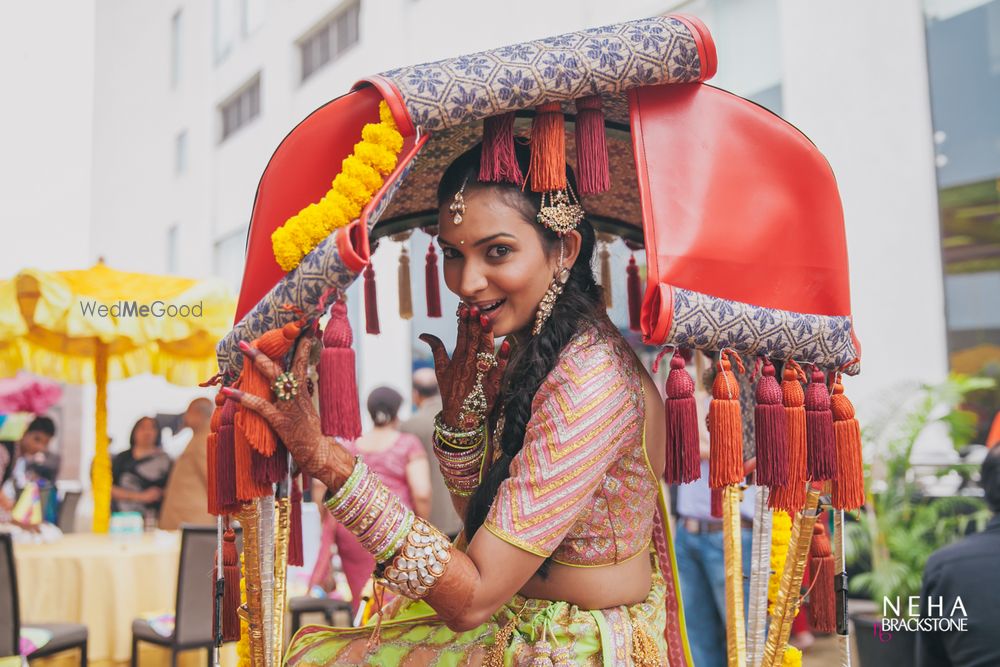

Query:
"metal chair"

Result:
[[288, 596, 353, 636], [130, 526, 215, 667], [57, 491, 81, 533], [0, 532, 88, 664]]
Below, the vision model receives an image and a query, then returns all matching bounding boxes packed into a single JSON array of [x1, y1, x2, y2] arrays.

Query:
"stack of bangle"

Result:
[[380, 517, 453, 599], [324, 458, 415, 564], [433, 413, 487, 497]]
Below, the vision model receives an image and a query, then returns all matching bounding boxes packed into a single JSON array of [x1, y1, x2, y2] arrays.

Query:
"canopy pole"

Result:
[[92, 342, 112, 533]]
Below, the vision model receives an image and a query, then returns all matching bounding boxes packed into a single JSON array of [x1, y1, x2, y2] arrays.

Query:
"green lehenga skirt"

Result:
[[283, 551, 668, 666]]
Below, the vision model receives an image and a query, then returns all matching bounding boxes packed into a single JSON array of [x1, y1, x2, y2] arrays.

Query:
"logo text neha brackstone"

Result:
[[79, 300, 204, 318]]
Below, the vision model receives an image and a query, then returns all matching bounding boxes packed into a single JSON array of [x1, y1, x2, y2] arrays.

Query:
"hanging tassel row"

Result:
[[831, 376, 865, 510], [529, 102, 567, 192], [708, 351, 745, 489], [397, 240, 413, 320], [807, 521, 837, 634], [319, 300, 363, 440], [480, 112, 523, 185], [663, 350, 700, 484], [626, 253, 641, 332], [769, 362, 808, 512], [805, 368, 836, 482], [574, 95, 610, 195], [363, 263, 380, 335], [754, 360, 788, 488]]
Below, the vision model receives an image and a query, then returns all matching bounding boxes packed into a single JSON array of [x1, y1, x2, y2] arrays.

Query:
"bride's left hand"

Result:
[[222, 335, 355, 489]]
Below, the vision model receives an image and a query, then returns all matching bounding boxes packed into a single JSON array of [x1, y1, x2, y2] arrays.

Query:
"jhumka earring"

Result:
[[532, 238, 570, 335], [449, 178, 468, 224]]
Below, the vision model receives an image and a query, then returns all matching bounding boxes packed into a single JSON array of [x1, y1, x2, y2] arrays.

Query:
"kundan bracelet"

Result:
[[380, 518, 454, 599]]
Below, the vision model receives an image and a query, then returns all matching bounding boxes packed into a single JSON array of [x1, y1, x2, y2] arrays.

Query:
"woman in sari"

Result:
[[227, 143, 673, 665]]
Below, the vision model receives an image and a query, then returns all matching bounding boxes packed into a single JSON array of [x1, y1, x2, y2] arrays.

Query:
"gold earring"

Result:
[[532, 267, 570, 336]]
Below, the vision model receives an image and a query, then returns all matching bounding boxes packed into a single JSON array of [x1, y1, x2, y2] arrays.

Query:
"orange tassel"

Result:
[[235, 322, 300, 498], [529, 102, 566, 192], [831, 377, 865, 510], [769, 362, 807, 512], [709, 351, 745, 489], [807, 522, 837, 633], [220, 527, 242, 641]]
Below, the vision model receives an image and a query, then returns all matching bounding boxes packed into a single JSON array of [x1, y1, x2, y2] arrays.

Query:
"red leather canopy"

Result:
[[630, 83, 853, 342]]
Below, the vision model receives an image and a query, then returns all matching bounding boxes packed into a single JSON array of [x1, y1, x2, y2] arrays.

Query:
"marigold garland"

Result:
[[271, 100, 403, 271], [768, 510, 792, 614]]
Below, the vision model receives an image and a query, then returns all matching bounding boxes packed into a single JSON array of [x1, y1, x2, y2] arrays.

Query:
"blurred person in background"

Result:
[[400, 366, 462, 538], [310, 386, 431, 612], [111, 416, 172, 522], [0, 416, 59, 527], [917, 446, 1000, 667], [159, 397, 216, 529]]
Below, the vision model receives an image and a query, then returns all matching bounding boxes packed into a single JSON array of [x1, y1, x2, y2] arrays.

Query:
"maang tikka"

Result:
[[449, 177, 468, 224]]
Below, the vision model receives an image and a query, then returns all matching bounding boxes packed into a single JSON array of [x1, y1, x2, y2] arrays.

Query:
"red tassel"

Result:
[[806, 368, 837, 482], [288, 475, 304, 567], [425, 242, 442, 318], [217, 398, 240, 512], [831, 378, 865, 510], [710, 487, 723, 518], [363, 263, 380, 335], [251, 441, 288, 485], [708, 352, 745, 489], [626, 254, 641, 332], [480, 112, 523, 185], [769, 363, 807, 512], [664, 351, 700, 484], [574, 95, 610, 195], [754, 360, 789, 488], [807, 522, 837, 633], [220, 527, 242, 642], [207, 395, 223, 516], [529, 102, 566, 192], [319, 300, 363, 439]]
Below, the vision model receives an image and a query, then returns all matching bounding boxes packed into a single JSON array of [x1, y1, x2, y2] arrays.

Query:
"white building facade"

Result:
[[66, 0, 999, 473]]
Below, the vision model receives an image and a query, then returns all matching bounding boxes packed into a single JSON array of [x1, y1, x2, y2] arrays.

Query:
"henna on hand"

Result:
[[224, 336, 355, 489], [418, 305, 511, 429]]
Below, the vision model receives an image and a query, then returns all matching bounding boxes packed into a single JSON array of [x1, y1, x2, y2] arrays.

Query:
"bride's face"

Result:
[[437, 187, 559, 337]]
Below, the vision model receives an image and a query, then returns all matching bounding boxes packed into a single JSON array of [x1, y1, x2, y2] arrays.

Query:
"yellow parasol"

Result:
[[0, 261, 235, 532]]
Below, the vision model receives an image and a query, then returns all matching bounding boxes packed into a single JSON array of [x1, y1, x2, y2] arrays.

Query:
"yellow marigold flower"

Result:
[[272, 226, 303, 272], [341, 155, 383, 193], [333, 173, 373, 210], [317, 195, 352, 229], [297, 203, 330, 246], [781, 646, 802, 667], [378, 100, 396, 127], [362, 123, 404, 154], [322, 190, 361, 221], [354, 141, 398, 175]]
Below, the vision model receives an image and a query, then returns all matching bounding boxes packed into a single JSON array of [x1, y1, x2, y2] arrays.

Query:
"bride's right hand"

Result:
[[419, 305, 510, 429], [222, 336, 355, 489]]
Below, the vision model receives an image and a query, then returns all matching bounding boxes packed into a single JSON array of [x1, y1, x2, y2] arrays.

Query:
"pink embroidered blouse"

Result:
[[483, 321, 659, 566]]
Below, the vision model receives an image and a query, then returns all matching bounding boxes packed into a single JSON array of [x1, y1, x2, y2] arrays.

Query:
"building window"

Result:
[[219, 75, 261, 142], [170, 10, 182, 87], [166, 224, 179, 274], [925, 0, 1000, 441], [175, 130, 187, 174], [214, 0, 266, 64], [214, 226, 249, 294], [299, 1, 360, 83]]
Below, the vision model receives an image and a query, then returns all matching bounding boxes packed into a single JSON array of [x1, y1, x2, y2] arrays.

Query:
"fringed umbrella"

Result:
[[0, 261, 234, 532]]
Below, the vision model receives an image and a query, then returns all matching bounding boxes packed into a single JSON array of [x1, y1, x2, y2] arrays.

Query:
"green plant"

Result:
[[844, 374, 993, 611]]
